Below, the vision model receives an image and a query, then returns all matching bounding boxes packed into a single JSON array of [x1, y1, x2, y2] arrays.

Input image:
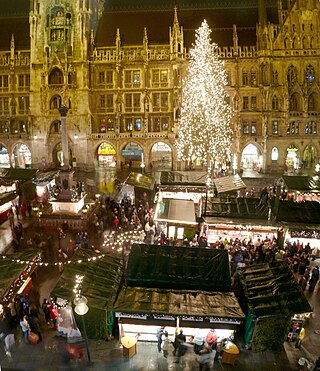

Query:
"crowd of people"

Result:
[[0, 294, 59, 357], [156, 327, 229, 370]]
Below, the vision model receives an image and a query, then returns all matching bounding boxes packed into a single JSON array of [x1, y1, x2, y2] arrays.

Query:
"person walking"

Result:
[[19, 315, 30, 343]]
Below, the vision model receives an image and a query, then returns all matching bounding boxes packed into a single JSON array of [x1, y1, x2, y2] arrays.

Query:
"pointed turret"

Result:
[[169, 7, 184, 59], [233, 24, 238, 55]]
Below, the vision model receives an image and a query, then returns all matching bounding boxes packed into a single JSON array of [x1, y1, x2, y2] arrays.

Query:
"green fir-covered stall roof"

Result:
[[126, 244, 231, 292], [114, 286, 245, 320], [0, 250, 40, 298], [282, 175, 320, 192], [0, 168, 38, 182], [51, 249, 122, 310], [238, 262, 311, 319]]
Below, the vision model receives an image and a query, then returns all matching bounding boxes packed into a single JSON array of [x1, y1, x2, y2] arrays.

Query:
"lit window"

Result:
[[271, 147, 279, 161]]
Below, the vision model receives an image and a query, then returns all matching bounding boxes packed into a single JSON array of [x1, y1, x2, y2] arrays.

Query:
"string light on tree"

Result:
[[176, 20, 233, 181]]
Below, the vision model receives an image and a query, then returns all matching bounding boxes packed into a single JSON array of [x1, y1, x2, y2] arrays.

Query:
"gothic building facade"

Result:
[[0, 0, 319, 174]]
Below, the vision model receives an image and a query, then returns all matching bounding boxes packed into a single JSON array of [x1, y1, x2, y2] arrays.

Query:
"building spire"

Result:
[[258, 0, 267, 27], [170, 7, 184, 58]]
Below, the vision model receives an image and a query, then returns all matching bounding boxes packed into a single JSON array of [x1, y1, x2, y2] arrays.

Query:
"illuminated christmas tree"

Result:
[[176, 20, 233, 178]]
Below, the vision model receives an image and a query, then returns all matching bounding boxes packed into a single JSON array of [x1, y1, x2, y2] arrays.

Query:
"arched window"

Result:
[[302, 37, 307, 49], [305, 64, 315, 84], [50, 120, 61, 134], [50, 94, 62, 110], [305, 121, 317, 135], [292, 37, 297, 49], [289, 94, 298, 111], [49, 67, 63, 85], [308, 94, 315, 111], [271, 147, 279, 161], [272, 96, 279, 110], [242, 69, 248, 85], [250, 68, 257, 86], [287, 65, 298, 86]]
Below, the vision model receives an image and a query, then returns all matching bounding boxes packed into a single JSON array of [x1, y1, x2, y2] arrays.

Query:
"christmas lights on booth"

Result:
[[0, 230, 142, 266]]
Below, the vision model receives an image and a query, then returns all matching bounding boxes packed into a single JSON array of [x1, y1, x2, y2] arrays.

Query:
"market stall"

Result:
[[112, 244, 244, 343], [282, 224, 320, 255], [236, 261, 312, 352], [154, 198, 198, 241], [203, 217, 280, 245], [51, 248, 123, 339], [120, 172, 155, 207], [0, 250, 40, 305], [281, 175, 320, 202]]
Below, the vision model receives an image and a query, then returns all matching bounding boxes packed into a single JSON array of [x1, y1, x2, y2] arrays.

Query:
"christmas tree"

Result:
[[176, 20, 232, 178]]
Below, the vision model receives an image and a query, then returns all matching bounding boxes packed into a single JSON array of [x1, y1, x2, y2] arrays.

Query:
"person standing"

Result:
[[161, 331, 170, 358], [19, 315, 30, 343], [156, 326, 165, 352], [42, 299, 51, 324], [309, 266, 319, 292]]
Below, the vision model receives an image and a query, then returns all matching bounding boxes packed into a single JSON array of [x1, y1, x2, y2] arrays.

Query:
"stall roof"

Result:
[[124, 172, 155, 190], [204, 216, 278, 229], [32, 170, 59, 185], [51, 249, 122, 310], [126, 244, 231, 292], [0, 191, 17, 206], [213, 174, 246, 194], [114, 286, 245, 320], [155, 198, 196, 225], [237, 262, 312, 319], [276, 200, 320, 224], [282, 175, 320, 192], [159, 171, 207, 185], [0, 168, 38, 181], [0, 250, 39, 298]]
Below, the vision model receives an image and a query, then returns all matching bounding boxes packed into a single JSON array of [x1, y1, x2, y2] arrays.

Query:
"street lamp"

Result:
[[74, 296, 92, 365]]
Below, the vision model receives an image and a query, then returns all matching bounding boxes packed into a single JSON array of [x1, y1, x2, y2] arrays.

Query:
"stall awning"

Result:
[[213, 174, 246, 193], [114, 286, 245, 322], [237, 262, 312, 319], [155, 198, 196, 224]]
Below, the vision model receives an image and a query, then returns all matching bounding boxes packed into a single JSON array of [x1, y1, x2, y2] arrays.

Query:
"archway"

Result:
[[97, 142, 117, 167], [241, 144, 262, 171], [52, 142, 73, 168], [121, 142, 143, 169], [303, 145, 316, 170], [286, 145, 299, 174], [0, 144, 10, 168], [11, 143, 32, 168], [150, 141, 172, 170]]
